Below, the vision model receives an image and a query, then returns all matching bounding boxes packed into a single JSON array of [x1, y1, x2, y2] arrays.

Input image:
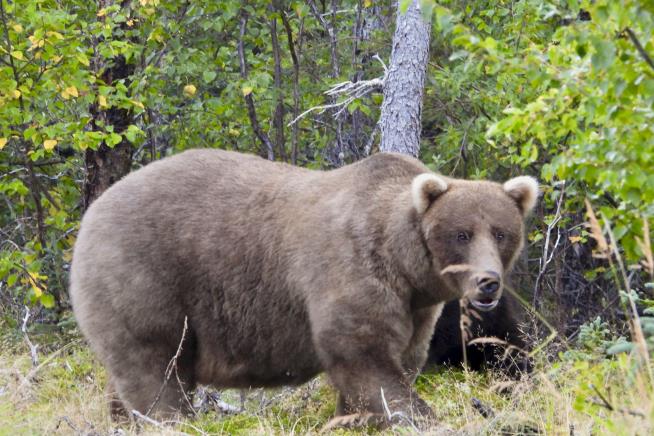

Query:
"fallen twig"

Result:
[[588, 383, 645, 418], [471, 397, 495, 418], [379, 387, 420, 431], [17, 340, 80, 393], [132, 409, 165, 428], [21, 306, 39, 367], [146, 316, 191, 416], [53, 416, 80, 434]]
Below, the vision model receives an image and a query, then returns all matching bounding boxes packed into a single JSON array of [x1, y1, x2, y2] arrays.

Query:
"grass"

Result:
[[1, 319, 653, 435]]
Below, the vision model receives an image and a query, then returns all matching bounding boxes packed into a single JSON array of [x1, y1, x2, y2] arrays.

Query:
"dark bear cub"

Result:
[[427, 294, 532, 377]]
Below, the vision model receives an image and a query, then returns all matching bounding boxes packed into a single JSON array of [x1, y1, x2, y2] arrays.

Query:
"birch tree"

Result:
[[379, 0, 431, 157]]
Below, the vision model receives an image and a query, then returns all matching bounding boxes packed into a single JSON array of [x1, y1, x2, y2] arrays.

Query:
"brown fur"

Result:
[[70, 149, 536, 422]]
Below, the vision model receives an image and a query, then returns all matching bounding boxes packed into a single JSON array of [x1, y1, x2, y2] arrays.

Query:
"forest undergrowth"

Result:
[[1, 303, 652, 435]]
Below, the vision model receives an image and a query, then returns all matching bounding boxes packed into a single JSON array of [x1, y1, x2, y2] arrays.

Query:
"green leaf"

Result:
[[606, 342, 634, 355], [105, 133, 122, 147], [591, 38, 615, 70], [203, 70, 217, 84], [399, 0, 412, 14], [40, 293, 55, 309], [7, 274, 18, 287]]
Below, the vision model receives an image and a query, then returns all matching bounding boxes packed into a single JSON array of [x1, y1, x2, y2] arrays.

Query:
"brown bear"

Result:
[[69, 149, 538, 424]]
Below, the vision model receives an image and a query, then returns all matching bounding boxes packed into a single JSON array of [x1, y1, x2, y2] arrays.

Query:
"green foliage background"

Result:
[[1, 0, 653, 326]]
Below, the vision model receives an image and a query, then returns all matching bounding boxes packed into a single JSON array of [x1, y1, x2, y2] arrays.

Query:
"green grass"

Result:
[[1, 323, 653, 435]]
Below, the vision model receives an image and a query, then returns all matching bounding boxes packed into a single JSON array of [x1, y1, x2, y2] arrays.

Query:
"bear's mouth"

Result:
[[470, 297, 499, 312]]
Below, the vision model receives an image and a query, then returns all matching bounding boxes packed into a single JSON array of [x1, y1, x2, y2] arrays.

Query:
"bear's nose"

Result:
[[477, 271, 501, 295]]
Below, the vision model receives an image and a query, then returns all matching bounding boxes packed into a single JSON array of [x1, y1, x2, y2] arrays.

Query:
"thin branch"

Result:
[[287, 58, 385, 127], [588, 383, 645, 418], [8, 159, 65, 167], [280, 9, 302, 164], [238, 12, 274, 161], [132, 410, 165, 428], [17, 340, 80, 393], [307, 0, 339, 78], [269, 13, 286, 161], [625, 27, 654, 73], [533, 183, 565, 307], [21, 306, 39, 367], [146, 316, 191, 416]]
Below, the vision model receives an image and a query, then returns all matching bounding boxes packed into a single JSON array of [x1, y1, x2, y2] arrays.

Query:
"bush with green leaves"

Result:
[[427, 0, 654, 262]]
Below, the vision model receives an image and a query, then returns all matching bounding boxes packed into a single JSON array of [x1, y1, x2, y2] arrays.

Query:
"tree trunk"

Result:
[[379, 0, 431, 157], [83, 55, 134, 208], [83, 1, 134, 208]]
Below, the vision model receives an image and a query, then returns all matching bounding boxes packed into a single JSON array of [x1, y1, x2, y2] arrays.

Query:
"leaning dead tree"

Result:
[[378, 0, 431, 157]]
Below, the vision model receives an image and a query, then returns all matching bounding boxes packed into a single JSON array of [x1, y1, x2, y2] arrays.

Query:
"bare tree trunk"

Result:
[[270, 15, 287, 162], [279, 9, 304, 165], [379, 0, 431, 157], [84, 0, 134, 207], [238, 11, 275, 161]]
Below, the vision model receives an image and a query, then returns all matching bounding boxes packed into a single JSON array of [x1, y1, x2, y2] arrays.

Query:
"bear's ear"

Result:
[[411, 173, 448, 214], [503, 176, 540, 216]]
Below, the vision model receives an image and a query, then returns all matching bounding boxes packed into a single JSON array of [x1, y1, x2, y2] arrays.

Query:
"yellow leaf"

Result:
[[61, 86, 78, 100], [0, 137, 7, 149], [28, 35, 44, 48], [242, 86, 253, 96], [97, 8, 107, 17], [46, 31, 64, 40], [76, 53, 89, 66], [43, 139, 58, 151], [28, 271, 46, 297], [127, 19, 134, 27], [98, 94, 108, 108], [12, 24, 23, 33], [568, 236, 582, 243], [364, 0, 372, 6], [130, 99, 144, 109], [10, 50, 24, 60], [229, 128, 240, 137], [11, 89, 21, 99], [183, 84, 197, 97]]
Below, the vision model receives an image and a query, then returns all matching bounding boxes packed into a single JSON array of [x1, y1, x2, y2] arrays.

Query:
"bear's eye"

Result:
[[495, 231, 505, 241], [457, 231, 470, 242]]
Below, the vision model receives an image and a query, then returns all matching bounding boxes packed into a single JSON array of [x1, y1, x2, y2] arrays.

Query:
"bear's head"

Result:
[[412, 173, 539, 311]]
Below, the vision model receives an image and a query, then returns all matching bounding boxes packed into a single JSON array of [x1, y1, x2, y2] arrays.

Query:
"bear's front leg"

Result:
[[326, 357, 433, 420], [402, 303, 445, 382], [312, 301, 434, 427]]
